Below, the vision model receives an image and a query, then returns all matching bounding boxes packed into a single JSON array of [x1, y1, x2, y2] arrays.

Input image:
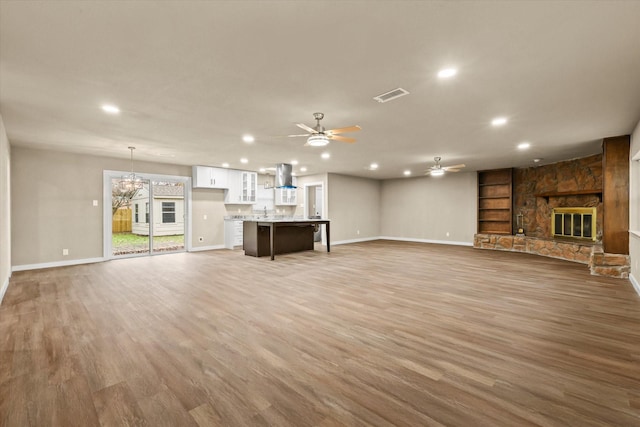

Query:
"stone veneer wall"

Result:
[[514, 154, 603, 239], [474, 234, 630, 279]]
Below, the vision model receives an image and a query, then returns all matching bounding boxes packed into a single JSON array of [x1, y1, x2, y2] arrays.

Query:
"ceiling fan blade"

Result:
[[443, 164, 466, 170], [286, 133, 311, 138], [296, 123, 317, 133], [326, 125, 361, 135], [445, 168, 461, 173], [328, 134, 356, 143]]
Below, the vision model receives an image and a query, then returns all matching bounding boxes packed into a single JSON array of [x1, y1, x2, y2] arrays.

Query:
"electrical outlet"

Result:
[[357, 230, 360, 235], [62, 249, 69, 256], [198, 237, 204, 242], [446, 232, 450, 237], [203, 214, 207, 220], [92, 200, 98, 206]]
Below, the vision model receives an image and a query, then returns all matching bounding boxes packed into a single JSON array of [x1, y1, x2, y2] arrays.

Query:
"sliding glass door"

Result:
[[106, 171, 188, 258]]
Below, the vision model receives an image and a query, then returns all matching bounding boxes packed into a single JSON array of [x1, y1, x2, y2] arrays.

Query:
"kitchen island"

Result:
[[243, 219, 330, 260]]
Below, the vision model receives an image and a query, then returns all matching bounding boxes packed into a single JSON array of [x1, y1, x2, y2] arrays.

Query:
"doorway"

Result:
[[304, 182, 325, 244], [104, 171, 190, 259]]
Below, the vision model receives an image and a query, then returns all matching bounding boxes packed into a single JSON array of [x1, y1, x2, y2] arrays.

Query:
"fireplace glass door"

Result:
[[551, 207, 596, 241]]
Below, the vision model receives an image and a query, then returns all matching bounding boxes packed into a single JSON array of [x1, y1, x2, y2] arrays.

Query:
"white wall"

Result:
[[327, 173, 381, 243], [380, 172, 477, 245], [630, 120, 640, 293], [10, 147, 219, 266], [0, 115, 10, 303]]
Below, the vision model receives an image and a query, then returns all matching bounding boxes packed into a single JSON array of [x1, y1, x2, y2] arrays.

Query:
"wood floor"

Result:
[[1, 240, 639, 426]]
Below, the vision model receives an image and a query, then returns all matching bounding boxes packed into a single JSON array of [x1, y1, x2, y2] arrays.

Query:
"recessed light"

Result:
[[300, 167, 307, 172], [291, 160, 298, 165], [437, 68, 457, 79], [533, 158, 542, 163], [292, 172, 297, 176], [404, 170, 411, 176], [491, 117, 507, 126], [101, 104, 120, 114], [321, 152, 330, 159], [370, 163, 378, 170], [259, 168, 266, 173], [240, 158, 248, 164], [222, 162, 230, 168], [242, 135, 255, 143], [518, 142, 531, 150]]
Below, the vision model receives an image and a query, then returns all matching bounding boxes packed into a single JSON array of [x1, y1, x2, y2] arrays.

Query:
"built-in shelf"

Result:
[[477, 168, 513, 235], [535, 189, 602, 202]]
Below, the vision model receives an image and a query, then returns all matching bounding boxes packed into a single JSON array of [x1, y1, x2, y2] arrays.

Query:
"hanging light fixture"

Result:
[[119, 146, 143, 192]]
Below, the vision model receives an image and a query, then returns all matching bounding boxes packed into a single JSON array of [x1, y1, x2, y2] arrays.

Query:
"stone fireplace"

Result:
[[513, 154, 603, 240], [473, 149, 630, 279]]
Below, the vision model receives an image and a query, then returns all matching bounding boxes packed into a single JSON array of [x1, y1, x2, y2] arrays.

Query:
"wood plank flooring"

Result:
[[1, 240, 639, 426]]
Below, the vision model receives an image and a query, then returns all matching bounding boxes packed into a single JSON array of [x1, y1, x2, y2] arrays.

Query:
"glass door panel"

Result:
[[111, 178, 150, 256], [151, 181, 185, 253]]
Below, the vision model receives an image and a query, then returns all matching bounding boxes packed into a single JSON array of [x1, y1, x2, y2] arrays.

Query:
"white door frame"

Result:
[[103, 170, 192, 259], [303, 181, 326, 246]]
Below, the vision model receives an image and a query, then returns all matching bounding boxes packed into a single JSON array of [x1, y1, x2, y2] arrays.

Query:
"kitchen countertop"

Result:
[[244, 218, 329, 223], [225, 215, 326, 222]]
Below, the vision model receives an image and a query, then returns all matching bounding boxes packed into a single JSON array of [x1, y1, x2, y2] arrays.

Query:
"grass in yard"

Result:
[[112, 233, 185, 255]]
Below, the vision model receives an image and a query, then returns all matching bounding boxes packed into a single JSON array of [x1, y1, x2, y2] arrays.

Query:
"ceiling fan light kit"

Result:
[[425, 156, 466, 177], [307, 134, 330, 146], [288, 112, 361, 146]]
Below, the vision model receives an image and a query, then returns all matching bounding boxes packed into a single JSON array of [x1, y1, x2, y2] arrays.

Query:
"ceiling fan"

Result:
[[288, 112, 361, 146], [425, 157, 466, 176]]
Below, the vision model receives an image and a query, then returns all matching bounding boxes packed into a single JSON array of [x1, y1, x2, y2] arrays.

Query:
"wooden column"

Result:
[[602, 135, 630, 254]]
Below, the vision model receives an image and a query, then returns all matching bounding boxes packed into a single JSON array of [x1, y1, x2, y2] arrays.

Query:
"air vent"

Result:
[[373, 88, 410, 103]]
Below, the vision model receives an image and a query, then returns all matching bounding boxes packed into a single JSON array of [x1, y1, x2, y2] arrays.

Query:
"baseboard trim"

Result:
[[0, 275, 9, 305], [332, 236, 474, 247], [379, 236, 474, 247], [190, 244, 227, 252], [332, 237, 380, 246], [630, 273, 640, 297], [12, 257, 106, 272]]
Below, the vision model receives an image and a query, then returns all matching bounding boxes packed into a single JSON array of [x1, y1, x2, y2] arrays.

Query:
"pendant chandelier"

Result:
[[119, 146, 144, 192]]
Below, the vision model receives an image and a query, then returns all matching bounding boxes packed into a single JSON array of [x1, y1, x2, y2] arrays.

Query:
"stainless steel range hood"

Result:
[[276, 163, 296, 188]]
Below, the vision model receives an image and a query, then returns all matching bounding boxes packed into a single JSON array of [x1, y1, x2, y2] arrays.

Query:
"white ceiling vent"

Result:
[[373, 88, 410, 103]]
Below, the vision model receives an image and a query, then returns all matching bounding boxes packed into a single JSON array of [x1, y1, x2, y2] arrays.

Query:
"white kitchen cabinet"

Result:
[[192, 166, 228, 189], [275, 187, 297, 205], [224, 220, 244, 249], [225, 170, 257, 204], [275, 177, 297, 205]]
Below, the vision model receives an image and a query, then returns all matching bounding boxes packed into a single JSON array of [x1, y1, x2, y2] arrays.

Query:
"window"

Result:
[[145, 202, 149, 223], [134, 204, 139, 223], [162, 202, 175, 223]]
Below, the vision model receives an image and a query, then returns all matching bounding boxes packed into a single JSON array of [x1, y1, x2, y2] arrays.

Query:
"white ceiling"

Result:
[[1, 1, 640, 179]]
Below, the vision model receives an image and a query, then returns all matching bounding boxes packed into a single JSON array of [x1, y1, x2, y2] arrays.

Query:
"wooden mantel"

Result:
[[535, 189, 602, 202]]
